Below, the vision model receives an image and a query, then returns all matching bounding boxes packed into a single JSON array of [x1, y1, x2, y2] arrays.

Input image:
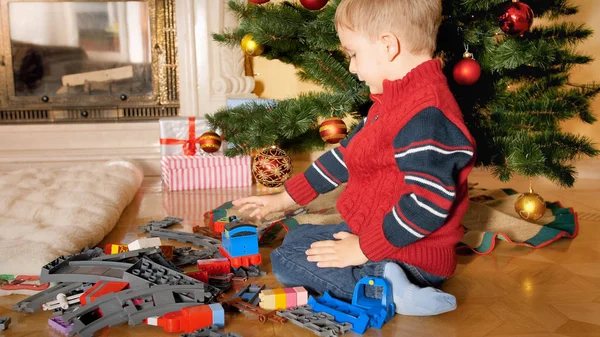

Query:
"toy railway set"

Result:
[[2, 216, 395, 336]]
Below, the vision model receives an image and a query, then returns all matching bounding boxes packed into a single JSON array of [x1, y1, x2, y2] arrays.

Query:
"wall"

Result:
[[559, 0, 600, 144]]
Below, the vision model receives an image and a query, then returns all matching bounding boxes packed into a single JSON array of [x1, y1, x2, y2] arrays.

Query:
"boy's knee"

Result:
[[282, 224, 313, 244], [270, 248, 297, 287]]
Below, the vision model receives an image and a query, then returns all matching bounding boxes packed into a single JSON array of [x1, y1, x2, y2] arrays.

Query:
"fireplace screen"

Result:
[[10, 1, 152, 97], [0, 0, 179, 123]]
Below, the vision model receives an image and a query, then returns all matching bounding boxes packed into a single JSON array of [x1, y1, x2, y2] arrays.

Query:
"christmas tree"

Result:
[[210, 0, 599, 187]]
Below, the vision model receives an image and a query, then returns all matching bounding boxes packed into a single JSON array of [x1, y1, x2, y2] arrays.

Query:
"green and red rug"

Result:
[[204, 185, 578, 254]]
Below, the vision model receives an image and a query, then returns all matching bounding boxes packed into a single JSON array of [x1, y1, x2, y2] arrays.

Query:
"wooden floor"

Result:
[[1, 169, 600, 337]]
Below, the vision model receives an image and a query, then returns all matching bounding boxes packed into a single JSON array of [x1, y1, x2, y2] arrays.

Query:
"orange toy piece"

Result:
[[159, 245, 175, 260], [80, 281, 129, 306], [147, 305, 214, 333], [273, 289, 286, 310], [104, 244, 129, 255]]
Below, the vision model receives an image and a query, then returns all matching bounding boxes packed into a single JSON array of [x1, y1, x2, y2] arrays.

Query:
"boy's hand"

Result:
[[232, 191, 296, 220], [306, 232, 368, 268]]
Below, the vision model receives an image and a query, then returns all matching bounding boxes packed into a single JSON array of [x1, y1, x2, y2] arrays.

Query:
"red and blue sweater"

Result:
[[284, 59, 476, 277]]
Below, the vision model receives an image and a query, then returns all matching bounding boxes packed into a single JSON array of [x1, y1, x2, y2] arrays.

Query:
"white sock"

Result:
[[383, 262, 457, 316]]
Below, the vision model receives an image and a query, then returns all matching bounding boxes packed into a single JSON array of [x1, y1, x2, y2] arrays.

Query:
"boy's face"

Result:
[[338, 28, 389, 94]]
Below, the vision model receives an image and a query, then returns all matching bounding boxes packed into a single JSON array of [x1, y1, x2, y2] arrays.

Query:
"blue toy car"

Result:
[[221, 220, 259, 258]]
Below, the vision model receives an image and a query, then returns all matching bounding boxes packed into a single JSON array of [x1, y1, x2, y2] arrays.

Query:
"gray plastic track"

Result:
[[123, 258, 221, 297], [137, 217, 183, 232], [92, 247, 158, 261], [148, 229, 221, 251], [231, 284, 266, 306], [40, 260, 133, 284], [173, 247, 215, 267], [12, 283, 85, 313], [93, 247, 182, 272], [276, 305, 352, 336]]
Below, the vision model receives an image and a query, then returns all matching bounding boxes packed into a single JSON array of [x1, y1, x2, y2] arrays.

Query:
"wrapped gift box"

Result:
[[161, 154, 252, 191], [159, 117, 217, 156], [162, 187, 253, 221]]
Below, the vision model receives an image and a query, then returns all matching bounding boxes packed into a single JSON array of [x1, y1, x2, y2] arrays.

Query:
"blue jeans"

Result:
[[270, 222, 446, 302]]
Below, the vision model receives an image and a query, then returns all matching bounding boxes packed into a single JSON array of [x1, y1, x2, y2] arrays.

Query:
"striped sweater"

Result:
[[284, 59, 476, 277]]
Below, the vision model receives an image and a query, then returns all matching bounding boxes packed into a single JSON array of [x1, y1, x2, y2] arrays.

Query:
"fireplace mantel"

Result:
[[0, 0, 255, 176]]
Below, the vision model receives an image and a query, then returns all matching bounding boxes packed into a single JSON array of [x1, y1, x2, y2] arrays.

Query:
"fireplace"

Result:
[[0, 0, 256, 175]]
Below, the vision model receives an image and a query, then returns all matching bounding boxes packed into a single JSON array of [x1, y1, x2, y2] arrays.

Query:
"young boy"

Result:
[[234, 0, 476, 316]]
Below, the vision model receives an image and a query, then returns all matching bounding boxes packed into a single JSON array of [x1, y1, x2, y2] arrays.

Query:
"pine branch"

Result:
[[543, 162, 576, 187], [227, 0, 251, 20], [530, 0, 579, 19], [302, 2, 340, 51], [212, 28, 248, 48], [279, 128, 327, 154], [491, 163, 513, 182], [566, 83, 600, 123], [527, 23, 592, 45], [535, 132, 599, 161], [555, 49, 594, 68], [483, 38, 559, 71], [296, 52, 358, 92], [504, 133, 547, 176]]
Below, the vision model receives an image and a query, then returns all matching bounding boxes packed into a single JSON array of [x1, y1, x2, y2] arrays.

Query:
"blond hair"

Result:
[[335, 0, 442, 55]]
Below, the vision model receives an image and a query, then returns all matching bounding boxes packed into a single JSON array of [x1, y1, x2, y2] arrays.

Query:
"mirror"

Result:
[[9, 1, 152, 97]]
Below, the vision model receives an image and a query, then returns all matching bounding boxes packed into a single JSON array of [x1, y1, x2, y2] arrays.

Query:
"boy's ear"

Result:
[[380, 33, 400, 61]]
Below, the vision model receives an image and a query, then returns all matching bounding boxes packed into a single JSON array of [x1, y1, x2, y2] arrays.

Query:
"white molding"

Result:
[[0, 1, 255, 175], [0, 121, 162, 175]]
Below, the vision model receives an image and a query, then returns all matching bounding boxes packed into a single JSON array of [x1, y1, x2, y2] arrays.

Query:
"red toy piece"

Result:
[[209, 216, 231, 233], [185, 271, 209, 284], [146, 305, 213, 333], [80, 281, 129, 306], [196, 258, 231, 275], [218, 247, 262, 269]]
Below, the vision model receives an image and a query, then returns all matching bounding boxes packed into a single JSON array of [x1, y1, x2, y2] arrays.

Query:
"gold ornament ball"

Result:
[[252, 146, 293, 188], [319, 117, 348, 144], [241, 34, 264, 57], [198, 131, 222, 153], [514, 191, 546, 221]]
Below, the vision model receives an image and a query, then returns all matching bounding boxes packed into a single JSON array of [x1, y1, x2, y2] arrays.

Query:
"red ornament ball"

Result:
[[319, 117, 348, 144], [248, 0, 270, 4], [198, 131, 222, 153], [453, 53, 481, 86], [252, 146, 293, 188], [498, 1, 534, 36], [300, 0, 329, 10]]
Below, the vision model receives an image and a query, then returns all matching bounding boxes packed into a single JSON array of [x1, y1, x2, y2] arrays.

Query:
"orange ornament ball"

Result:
[[198, 131, 222, 153], [319, 117, 348, 144]]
